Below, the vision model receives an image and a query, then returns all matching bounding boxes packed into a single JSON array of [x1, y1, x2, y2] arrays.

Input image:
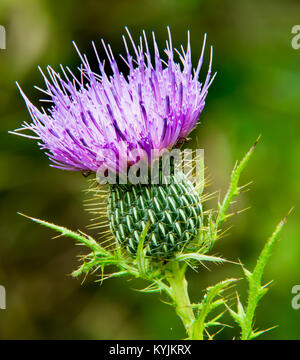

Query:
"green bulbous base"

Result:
[[107, 172, 202, 258]]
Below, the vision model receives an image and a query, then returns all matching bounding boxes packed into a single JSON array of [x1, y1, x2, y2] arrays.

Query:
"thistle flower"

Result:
[[14, 27, 214, 173], [14, 28, 215, 258]]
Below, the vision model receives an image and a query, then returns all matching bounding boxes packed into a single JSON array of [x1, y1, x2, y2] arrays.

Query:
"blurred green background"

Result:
[[0, 0, 299, 339]]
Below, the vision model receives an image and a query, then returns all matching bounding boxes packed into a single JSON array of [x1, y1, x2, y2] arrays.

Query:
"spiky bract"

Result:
[[108, 172, 202, 258]]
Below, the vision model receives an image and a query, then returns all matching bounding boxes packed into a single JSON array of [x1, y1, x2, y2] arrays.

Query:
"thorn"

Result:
[[281, 207, 294, 225], [17, 212, 29, 218], [250, 134, 261, 151]]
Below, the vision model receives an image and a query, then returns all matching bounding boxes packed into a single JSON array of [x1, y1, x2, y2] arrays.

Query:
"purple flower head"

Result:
[[13, 27, 215, 174]]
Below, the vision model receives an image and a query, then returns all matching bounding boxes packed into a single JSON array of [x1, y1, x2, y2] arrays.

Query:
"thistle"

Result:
[[13, 28, 290, 340], [14, 27, 214, 259]]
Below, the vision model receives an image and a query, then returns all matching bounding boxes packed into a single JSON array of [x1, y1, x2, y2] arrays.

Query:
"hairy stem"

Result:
[[166, 262, 195, 338]]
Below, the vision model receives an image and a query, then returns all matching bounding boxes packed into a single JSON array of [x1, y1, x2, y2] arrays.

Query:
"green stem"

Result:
[[166, 262, 195, 338]]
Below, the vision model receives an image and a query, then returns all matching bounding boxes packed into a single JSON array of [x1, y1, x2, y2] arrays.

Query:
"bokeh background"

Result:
[[0, 0, 299, 339]]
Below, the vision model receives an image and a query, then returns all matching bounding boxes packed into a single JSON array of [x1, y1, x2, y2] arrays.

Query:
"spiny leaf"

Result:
[[18, 213, 105, 254], [216, 136, 260, 227], [239, 210, 291, 340], [191, 278, 237, 339], [175, 253, 228, 264]]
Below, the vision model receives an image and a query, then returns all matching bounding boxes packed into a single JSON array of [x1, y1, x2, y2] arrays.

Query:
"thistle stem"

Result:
[[166, 262, 195, 339]]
